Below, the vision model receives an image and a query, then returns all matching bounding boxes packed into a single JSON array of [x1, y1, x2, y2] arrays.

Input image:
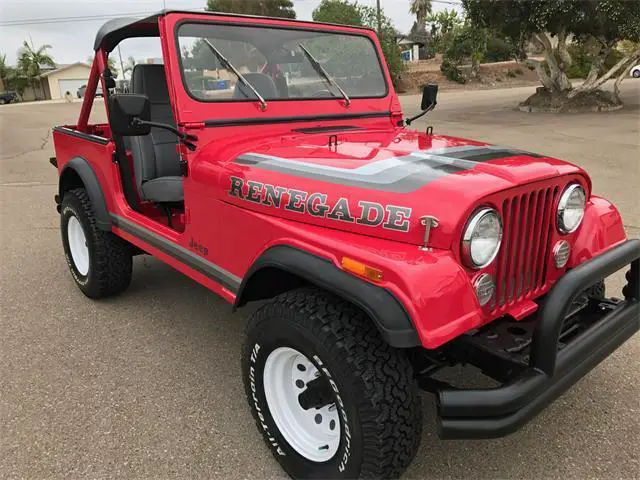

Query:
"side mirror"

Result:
[[109, 93, 151, 136], [421, 83, 438, 110]]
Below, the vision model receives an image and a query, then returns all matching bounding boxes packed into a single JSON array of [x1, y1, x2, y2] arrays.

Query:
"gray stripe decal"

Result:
[[111, 214, 241, 293], [235, 145, 540, 193], [237, 153, 465, 193]]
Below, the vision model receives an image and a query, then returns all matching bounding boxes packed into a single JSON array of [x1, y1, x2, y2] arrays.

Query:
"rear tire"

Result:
[[60, 188, 132, 298], [632, 69, 640, 78], [242, 288, 422, 479]]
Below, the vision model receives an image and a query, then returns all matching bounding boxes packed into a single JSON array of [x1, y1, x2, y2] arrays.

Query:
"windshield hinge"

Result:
[[182, 121, 205, 130]]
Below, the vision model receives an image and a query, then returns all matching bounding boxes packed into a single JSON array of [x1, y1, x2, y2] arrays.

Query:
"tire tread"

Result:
[[244, 287, 422, 479], [63, 188, 132, 298]]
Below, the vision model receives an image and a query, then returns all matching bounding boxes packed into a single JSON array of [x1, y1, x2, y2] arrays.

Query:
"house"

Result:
[[39, 62, 92, 99], [396, 31, 431, 62]]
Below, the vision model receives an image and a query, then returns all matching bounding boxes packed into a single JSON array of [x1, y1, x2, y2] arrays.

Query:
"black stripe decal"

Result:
[[203, 111, 391, 128], [111, 214, 241, 293], [446, 148, 543, 162]]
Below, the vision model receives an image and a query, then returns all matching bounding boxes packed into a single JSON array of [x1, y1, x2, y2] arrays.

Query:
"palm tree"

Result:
[[86, 55, 118, 76], [410, 0, 432, 27], [122, 56, 137, 79], [17, 41, 55, 100]]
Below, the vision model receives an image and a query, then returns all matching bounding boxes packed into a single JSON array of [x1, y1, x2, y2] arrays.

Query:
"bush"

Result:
[[565, 43, 625, 79], [505, 69, 517, 78], [484, 37, 517, 63], [440, 24, 487, 83], [441, 58, 466, 83], [566, 44, 590, 78]]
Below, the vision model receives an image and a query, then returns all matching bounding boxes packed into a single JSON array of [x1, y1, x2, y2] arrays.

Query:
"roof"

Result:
[[39, 62, 91, 78], [94, 14, 160, 51], [94, 9, 375, 52]]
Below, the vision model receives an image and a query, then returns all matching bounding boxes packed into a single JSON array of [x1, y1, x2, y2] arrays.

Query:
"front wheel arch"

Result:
[[234, 245, 421, 348], [59, 157, 111, 231]]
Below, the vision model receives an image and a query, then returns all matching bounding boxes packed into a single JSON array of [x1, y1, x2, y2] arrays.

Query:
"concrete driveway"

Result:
[[1, 82, 639, 479]]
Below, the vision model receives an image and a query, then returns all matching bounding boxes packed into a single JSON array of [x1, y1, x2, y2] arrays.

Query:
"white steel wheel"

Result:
[[263, 347, 341, 462], [67, 215, 90, 276]]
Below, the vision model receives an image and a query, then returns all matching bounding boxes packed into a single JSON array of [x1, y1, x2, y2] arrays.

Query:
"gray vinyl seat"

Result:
[[128, 64, 183, 203], [233, 73, 278, 99]]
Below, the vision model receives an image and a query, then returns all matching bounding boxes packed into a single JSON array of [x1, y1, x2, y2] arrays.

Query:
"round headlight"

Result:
[[557, 184, 586, 233], [462, 208, 503, 269]]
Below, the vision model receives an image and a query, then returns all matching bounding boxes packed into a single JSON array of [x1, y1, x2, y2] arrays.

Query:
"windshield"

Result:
[[177, 23, 387, 102]]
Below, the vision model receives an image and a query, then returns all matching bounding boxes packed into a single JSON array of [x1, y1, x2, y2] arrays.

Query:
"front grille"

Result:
[[493, 185, 560, 312]]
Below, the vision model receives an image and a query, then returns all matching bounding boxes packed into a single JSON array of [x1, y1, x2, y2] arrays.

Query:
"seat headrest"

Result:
[[233, 73, 278, 100], [131, 64, 169, 103]]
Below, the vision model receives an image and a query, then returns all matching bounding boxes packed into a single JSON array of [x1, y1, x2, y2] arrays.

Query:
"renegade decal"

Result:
[[235, 145, 542, 193], [356, 201, 384, 227], [229, 177, 412, 232]]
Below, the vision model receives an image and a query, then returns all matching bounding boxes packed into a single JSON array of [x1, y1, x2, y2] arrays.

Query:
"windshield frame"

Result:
[[174, 19, 390, 105]]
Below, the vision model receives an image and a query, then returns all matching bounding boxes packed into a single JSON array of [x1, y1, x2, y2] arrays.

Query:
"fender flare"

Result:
[[235, 245, 421, 348], [59, 157, 111, 230]]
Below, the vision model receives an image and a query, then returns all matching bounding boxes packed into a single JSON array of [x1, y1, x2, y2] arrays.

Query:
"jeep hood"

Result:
[[221, 128, 586, 249]]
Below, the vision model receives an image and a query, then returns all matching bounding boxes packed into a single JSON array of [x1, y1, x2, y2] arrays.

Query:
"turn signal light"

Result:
[[341, 257, 384, 282]]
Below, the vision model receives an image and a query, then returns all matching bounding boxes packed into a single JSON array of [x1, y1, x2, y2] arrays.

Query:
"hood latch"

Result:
[[420, 215, 439, 251]]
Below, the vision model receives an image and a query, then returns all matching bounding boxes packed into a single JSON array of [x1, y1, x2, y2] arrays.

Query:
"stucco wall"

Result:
[[45, 64, 91, 99]]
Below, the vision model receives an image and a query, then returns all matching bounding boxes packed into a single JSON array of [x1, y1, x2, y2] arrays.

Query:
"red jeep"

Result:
[[51, 10, 639, 479]]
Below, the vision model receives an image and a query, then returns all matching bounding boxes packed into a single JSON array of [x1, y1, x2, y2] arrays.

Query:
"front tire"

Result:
[[242, 288, 422, 479], [60, 188, 132, 298], [632, 69, 640, 78]]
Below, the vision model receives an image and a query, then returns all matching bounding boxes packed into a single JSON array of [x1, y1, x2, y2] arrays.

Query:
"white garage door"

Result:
[[58, 79, 87, 98]]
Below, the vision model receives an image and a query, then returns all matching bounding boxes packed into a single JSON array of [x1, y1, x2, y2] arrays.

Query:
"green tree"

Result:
[[427, 9, 461, 37], [426, 8, 462, 53], [463, 0, 640, 104], [17, 40, 55, 100], [359, 5, 405, 87], [0, 53, 11, 89], [0, 53, 28, 100], [86, 55, 118, 77], [308, 1, 405, 88], [206, 0, 296, 19], [312, 0, 363, 26], [440, 22, 488, 82]]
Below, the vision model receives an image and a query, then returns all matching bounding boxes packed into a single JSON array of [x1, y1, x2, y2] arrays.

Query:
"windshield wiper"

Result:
[[298, 43, 351, 108], [202, 39, 267, 111]]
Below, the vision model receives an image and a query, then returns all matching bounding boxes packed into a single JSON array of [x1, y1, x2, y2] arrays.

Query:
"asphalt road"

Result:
[[1, 82, 639, 479]]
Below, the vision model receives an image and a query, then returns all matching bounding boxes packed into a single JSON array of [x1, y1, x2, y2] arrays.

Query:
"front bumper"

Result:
[[436, 239, 640, 439]]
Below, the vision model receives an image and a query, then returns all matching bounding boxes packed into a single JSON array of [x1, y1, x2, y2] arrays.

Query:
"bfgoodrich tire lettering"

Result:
[[241, 288, 422, 479], [60, 188, 132, 298]]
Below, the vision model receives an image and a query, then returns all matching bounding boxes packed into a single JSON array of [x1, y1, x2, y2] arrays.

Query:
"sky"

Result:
[[0, 0, 462, 67]]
